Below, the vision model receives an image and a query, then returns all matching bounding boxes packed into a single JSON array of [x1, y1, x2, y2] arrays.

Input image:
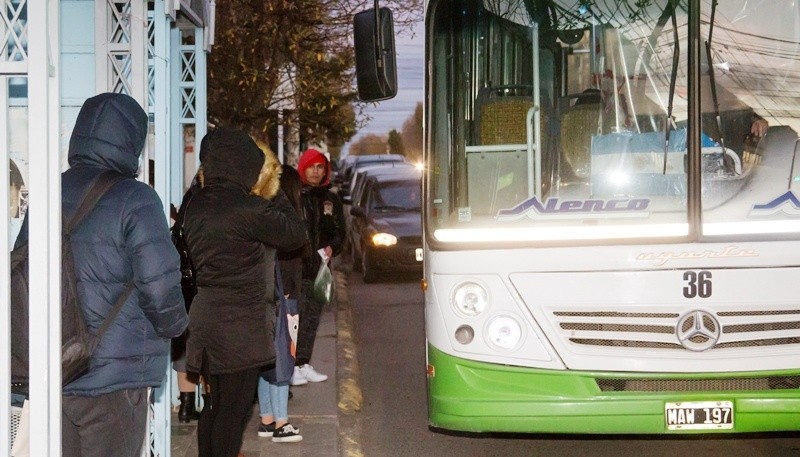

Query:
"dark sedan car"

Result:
[[334, 153, 406, 196], [349, 170, 422, 283]]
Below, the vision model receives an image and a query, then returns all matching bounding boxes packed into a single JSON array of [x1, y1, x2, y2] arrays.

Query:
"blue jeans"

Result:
[[258, 374, 289, 421]]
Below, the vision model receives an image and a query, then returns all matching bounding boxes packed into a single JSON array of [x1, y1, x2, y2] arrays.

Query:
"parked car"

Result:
[[349, 169, 422, 283], [343, 163, 418, 255], [344, 161, 416, 207], [333, 155, 360, 190], [335, 154, 406, 197]]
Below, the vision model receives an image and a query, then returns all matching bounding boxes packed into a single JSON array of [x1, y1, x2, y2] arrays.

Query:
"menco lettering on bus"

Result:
[[538, 198, 650, 213]]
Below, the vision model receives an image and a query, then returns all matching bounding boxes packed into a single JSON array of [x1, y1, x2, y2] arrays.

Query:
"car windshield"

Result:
[[370, 180, 421, 212]]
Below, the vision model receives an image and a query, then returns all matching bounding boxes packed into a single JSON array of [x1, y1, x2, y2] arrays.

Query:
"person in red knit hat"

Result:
[[291, 148, 346, 387]]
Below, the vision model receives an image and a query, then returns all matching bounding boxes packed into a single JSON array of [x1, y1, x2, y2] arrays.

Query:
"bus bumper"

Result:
[[427, 345, 800, 434]]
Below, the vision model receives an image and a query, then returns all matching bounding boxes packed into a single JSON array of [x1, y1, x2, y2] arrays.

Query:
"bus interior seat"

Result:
[[475, 85, 534, 145], [469, 85, 534, 215], [559, 100, 602, 182]]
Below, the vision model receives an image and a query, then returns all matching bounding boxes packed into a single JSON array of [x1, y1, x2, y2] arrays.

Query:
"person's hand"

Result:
[[323, 246, 333, 260], [751, 118, 768, 137]]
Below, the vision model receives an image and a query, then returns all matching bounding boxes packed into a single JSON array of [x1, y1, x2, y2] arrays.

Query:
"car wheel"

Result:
[[362, 249, 379, 283], [351, 241, 362, 272]]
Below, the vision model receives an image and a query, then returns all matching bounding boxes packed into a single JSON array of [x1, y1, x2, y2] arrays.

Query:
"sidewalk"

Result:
[[170, 279, 342, 457]]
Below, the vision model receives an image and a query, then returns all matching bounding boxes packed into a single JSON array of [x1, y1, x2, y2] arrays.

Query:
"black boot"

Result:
[[178, 392, 200, 423]]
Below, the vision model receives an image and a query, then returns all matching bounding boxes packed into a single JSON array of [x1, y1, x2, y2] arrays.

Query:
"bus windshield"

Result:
[[427, 0, 800, 244]]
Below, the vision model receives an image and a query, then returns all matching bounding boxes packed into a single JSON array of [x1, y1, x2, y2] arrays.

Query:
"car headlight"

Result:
[[371, 232, 397, 246], [451, 281, 488, 316], [485, 315, 522, 350]]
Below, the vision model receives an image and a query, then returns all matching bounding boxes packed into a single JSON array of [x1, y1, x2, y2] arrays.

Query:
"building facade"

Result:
[[1, 1, 214, 455]]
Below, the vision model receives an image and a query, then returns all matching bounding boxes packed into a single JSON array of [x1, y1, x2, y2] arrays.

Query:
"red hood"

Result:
[[297, 148, 331, 186]]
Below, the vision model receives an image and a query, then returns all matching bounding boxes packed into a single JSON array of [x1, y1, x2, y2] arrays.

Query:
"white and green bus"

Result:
[[355, 0, 800, 434]]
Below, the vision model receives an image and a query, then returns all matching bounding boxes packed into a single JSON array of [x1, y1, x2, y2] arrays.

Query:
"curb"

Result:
[[334, 267, 365, 457]]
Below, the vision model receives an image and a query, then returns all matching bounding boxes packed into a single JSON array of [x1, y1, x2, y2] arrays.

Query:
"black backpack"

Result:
[[10, 171, 134, 388]]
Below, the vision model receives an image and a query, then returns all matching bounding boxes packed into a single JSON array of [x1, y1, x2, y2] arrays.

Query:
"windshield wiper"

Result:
[[660, 0, 679, 174], [705, 0, 727, 160]]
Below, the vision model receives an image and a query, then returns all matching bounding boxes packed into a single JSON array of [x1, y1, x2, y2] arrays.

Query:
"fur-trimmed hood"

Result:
[[251, 141, 281, 199], [197, 128, 281, 199]]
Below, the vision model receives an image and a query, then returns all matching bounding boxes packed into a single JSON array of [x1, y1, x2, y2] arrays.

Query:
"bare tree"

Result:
[[400, 102, 423, 162], [348, 133, 388, 155], [387, 129, 404, 155]]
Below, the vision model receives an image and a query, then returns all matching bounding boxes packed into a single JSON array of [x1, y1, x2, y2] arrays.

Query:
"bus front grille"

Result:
[[596, 376, 800, 392], [553, 309, 800, 350]]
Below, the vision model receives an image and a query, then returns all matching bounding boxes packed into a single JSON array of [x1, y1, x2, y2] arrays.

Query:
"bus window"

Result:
[[427, 0, 795, 244], [429, 0, 691, 239]]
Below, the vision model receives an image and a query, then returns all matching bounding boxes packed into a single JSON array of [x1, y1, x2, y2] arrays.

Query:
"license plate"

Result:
[[665, 401, 733, 430], [415, 248, 423, 261]]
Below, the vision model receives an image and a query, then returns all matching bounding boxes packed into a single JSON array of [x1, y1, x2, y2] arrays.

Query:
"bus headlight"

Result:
[[486, 315, 522, 350], [451, 281, 488, 316], [371, 232, 397, 246]]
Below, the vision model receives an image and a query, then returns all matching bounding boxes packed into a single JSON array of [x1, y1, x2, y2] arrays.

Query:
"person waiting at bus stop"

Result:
[[182, 127, 306, 457], [290, 148, 346, 386], [46, 92, 188, 457], [256, 164, 309, 443]]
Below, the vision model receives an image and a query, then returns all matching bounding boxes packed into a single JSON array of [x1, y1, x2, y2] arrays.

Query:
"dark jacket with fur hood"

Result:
[[183, 128, 306, 375]]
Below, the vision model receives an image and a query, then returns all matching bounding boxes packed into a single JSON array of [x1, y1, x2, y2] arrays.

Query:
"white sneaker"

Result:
[[298, 364, 328, 383], [289, 366, 308, 386]]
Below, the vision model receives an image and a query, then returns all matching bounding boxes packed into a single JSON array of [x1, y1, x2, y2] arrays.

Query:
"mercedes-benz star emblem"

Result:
[[676, 310, 721, 352]]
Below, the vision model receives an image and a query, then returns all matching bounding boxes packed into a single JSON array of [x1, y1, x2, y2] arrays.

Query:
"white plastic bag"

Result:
[[312, 249, 333, 304]]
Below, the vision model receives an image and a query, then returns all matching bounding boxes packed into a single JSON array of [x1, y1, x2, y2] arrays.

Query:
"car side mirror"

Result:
[[353, 6, 397, 101], [350, 206, 366, 218]]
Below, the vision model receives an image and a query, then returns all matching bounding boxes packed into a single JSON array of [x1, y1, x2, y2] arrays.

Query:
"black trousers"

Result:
[[197, 367, 260, 457], [296, 278, 325, 366]]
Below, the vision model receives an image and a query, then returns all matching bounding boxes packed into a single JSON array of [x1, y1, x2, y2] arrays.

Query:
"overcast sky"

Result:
[[342, 20, 423, 156]]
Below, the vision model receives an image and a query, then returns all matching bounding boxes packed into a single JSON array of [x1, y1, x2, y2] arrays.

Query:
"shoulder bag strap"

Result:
[[275, 262, 286, 299], [94, 284, 135, 341], [64, 170, 134, 339], [65, 170, 128, 234], [176, 192, 195, 266]]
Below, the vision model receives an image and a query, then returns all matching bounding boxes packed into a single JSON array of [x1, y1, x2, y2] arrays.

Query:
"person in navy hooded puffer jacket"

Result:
[[55, 93, 188, 457]]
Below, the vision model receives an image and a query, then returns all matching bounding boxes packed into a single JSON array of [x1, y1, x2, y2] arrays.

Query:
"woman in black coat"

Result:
[[182, 127, 306, 457]]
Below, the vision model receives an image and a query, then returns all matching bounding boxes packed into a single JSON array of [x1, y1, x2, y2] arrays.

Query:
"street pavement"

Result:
[[171, 268, 350, 457]]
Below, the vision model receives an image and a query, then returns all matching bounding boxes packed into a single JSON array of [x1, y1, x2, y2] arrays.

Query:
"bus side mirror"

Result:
[[353, 7, 397, 102]]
